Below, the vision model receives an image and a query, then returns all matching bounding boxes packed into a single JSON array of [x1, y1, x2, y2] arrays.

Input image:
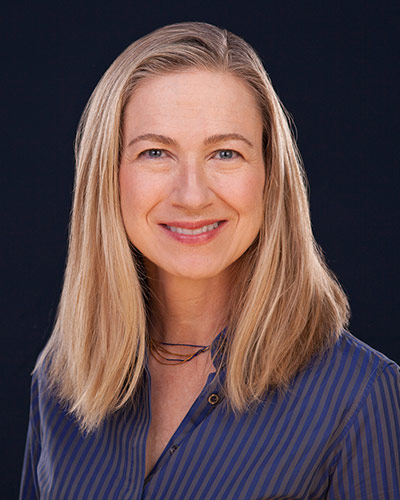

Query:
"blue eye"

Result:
[[141, 149, 165, 158], [216, 150, 238, 160]]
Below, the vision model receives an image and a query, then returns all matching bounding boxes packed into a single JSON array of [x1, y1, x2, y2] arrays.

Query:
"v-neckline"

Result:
[[143, 367, 219, 486]]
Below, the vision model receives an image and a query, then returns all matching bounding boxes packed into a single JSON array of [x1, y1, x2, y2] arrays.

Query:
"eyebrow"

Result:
[[127, 132, 254, 149], [128, 133, 177, 148], [204, 133, 254, 148]]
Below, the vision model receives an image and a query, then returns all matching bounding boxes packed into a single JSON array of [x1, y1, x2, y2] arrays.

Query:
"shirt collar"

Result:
[[211, 326, 228, 371]]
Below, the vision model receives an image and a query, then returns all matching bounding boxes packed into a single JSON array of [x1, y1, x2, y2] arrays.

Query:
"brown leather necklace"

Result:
[[148, 337, 211, 365]]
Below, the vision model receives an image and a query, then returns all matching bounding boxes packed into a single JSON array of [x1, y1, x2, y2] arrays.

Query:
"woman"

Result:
[[20, 22, 400, 499]]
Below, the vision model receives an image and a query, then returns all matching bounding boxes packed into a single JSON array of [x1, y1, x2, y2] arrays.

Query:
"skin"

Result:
[[120, 69, 265, 338], [119, 69, 266, 476]]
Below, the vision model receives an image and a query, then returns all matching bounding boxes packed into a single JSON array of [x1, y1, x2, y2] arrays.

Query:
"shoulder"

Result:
[[28, 357, 80, 443], [322, 330, 399, 388], [309, 330, 400, 401], [295, 331, 400, 446], [335, 330, 398, 367], [30, 356, 59, 412], [307, 333, 400, 496]]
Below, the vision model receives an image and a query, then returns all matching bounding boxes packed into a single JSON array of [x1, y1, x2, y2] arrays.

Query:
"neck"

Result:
[[146, 265, 229, 346]]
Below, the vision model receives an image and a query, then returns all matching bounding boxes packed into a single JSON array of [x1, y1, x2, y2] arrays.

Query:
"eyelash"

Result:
[[214, 150, 239, 160], [139, 149, 166, 159], [138, 149, 240, 160]]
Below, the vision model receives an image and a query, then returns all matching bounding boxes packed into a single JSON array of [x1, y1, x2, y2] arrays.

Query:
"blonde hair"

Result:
[[36, 22, 349, 431]]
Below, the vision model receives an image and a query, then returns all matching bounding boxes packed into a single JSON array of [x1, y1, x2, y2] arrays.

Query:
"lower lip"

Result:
[[159, 221, 227, 244]]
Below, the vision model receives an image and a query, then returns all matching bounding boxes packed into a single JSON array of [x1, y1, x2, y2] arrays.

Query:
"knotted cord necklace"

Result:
[[149, 336, 211, 365]]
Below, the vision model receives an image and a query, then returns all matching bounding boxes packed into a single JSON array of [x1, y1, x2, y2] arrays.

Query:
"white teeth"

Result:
[[166, 222, 220, 235]]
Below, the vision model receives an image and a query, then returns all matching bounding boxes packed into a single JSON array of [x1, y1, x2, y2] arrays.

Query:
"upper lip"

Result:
[[160, 220, 225, 229]]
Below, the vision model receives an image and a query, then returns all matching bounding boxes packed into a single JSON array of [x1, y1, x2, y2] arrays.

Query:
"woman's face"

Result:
[[120, 69, 265, 282]]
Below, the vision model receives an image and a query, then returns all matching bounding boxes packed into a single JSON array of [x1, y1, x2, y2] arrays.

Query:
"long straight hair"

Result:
[[36, 22, 349, 431]]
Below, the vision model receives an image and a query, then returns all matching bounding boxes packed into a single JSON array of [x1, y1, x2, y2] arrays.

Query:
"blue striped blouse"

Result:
[[20, 331, 400, 499]]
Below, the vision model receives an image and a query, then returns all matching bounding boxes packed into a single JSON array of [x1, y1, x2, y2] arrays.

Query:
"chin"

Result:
[[172, 268, 224, 281], [158, 260, 229, 282], [144, 251, 235, 282]]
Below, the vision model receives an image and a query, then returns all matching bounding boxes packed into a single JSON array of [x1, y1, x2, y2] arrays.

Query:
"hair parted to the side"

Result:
[[36, 21, 349, 431]]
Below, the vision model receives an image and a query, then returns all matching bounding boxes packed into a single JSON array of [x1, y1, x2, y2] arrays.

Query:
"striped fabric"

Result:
[[20, 331, 400, 499]]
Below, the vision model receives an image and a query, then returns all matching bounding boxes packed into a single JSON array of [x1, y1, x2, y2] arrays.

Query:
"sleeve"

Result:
[[326, 363, 400, 499], [19, 374, 41, 500]]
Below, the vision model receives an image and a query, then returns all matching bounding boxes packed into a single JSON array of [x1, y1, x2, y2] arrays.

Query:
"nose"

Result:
[[172, 161, 213, 210]]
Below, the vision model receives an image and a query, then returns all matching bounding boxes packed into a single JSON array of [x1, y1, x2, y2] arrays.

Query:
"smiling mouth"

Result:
[[163, 221, 224, 235]]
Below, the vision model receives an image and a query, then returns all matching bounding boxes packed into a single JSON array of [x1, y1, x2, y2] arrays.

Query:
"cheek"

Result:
[[119, 169, 136, 224], [119, 167, 151, 233], [233, 171, 265, 223], [119, 167, 161, 226]]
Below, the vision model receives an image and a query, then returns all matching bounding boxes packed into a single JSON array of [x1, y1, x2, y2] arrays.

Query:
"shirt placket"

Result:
[[142, 368, 224, 496]]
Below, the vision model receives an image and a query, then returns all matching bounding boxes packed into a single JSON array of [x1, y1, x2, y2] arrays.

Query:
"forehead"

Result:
[[122, 69, 263, 141]]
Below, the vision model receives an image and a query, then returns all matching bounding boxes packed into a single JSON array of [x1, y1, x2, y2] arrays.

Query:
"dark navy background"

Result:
[[2, 1, 399, 497]]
